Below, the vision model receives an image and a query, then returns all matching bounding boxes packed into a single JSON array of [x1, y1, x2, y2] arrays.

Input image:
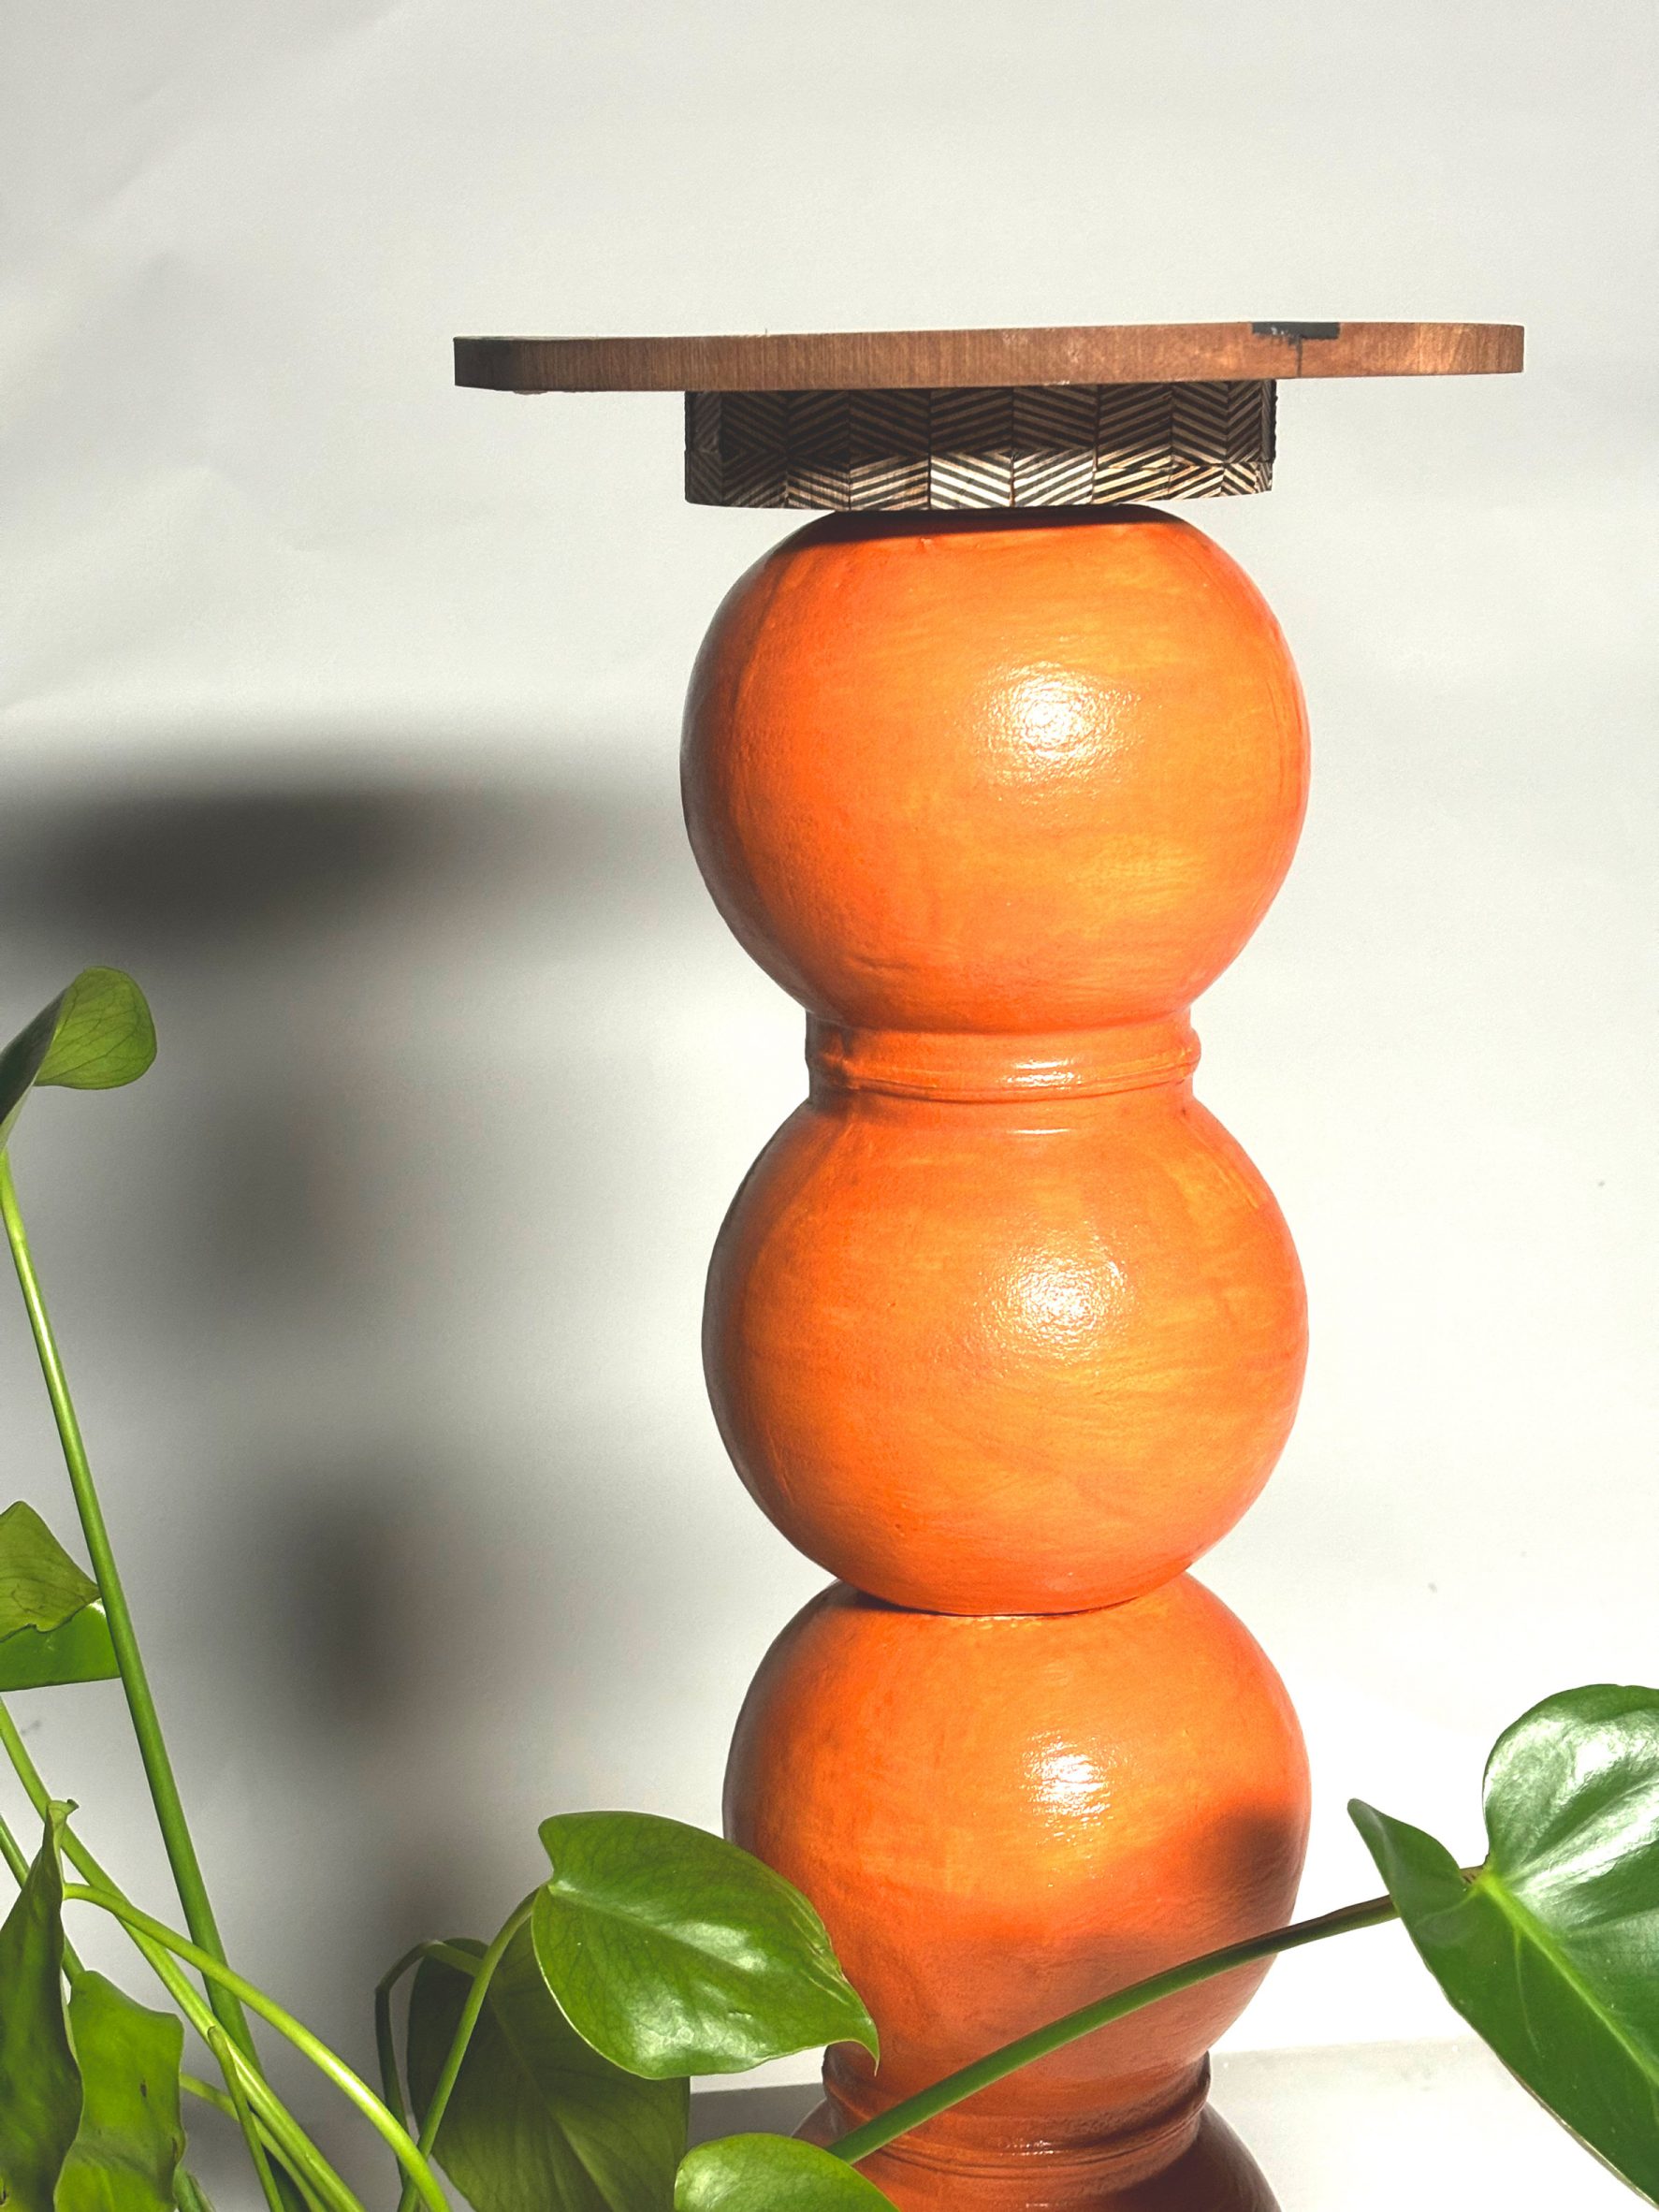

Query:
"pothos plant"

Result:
[[2, 970, 1659, 2212]]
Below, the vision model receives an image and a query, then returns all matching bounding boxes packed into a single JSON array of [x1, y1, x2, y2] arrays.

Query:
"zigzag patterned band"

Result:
[[685, 382, 1275, 510]]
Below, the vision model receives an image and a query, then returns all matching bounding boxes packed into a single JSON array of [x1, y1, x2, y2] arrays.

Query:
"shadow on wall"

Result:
[[0, 749, 773, 2135], [0, 772, 696, 940]]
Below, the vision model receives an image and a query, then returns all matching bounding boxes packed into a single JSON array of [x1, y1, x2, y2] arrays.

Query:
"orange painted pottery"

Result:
[[683, 506, 1308, 1034], [727, 1579, 1310, 2207], [706, 1059, 1305, 1615], [686, 503, 1313, 2207]]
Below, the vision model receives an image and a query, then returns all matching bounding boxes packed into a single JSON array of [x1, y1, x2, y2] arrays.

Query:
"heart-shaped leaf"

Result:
[[533, 1812, 877, 2079], [675, 2136, 896, 2211], [1352, 1683, 1659, 2207], [0, 1502, 119, 1691], [406, 1928, 687, 2212], [0, 968, 156, 1153], [0, 1500, 99, 1630], [57, 1972, 186, 2212], [0, 1811, 83, 2212]]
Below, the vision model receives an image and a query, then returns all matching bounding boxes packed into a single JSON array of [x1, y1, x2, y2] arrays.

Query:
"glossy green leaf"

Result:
[[675, 2136, 896, 2212], [57, 1972, 187, 2212], [0, 968, 156, 1152], [0, 1811, 82, 2212], [1352, 1683, 1659, 2206], [0, 1502, 119, 1690], [0, 1604, 121, 1691], [533, 1812, 878, 2079], [407, 1928, 688, 2212]]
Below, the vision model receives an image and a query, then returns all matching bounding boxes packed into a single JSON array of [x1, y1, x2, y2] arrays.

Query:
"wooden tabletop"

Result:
[[454, 321, 1522, 394]]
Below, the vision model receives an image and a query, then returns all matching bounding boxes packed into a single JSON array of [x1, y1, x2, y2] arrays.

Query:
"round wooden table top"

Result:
[[453, 320, 1522, 394]]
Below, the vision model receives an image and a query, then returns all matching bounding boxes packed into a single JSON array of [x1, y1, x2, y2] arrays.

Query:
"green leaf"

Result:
[[675, 2137, 896, 2212], [0, 1502, 120, 1690], [0, 1501, 99, 1631], [0, 1811, 82, 2212], [406, 1929, 688, 2212], [0, 1606, 121, 1692], [1352, 1682, 1659, 2207], [57, 1972, 187, 2212], [532, 1812, 878, 2079], [0, 968, 156, 1151]]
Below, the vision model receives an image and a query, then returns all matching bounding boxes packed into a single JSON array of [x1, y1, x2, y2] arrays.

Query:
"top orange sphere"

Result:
[[682, 508, 1309, 1032]]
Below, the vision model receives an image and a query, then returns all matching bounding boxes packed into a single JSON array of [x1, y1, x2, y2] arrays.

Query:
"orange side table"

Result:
[[457, 319, 1522, 2210]]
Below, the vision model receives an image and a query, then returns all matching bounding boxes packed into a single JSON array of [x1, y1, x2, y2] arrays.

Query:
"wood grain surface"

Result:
[[455, 319, 1521, 393]]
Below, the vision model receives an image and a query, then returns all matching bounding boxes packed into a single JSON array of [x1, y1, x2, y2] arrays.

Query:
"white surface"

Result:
[[1212, 2040, 1634, 2210], [689, 2040, 1637, 2210], [0, 0, 1655, 2150]]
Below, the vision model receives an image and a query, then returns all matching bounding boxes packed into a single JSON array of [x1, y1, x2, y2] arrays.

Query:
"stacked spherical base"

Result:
[[684, 506, 1312, 2211]]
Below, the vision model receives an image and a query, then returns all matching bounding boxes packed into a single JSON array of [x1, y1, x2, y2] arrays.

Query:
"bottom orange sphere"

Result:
[[726, 1579, 1308, 2209]]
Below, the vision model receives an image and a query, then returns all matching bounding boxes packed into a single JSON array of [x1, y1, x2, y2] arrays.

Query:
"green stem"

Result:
[[174, 2168, 215, 2212], [181, 2073, 239, 2121], [64, 1885, 450, 2212], [210, 2024, 284, 2212], [215, 2053, 359, 2212], [374, 1936, 498, 2135], [0, 1700, 333, 2212], [0, 1797, 48, 1908], [832, 1892, 1402, 2166], [180, 2079, 348, 2212], [184, 2063, 335, 2208], [396, 1899, 533, 2212], [375, 1943, 425, 2131], [426, 1940, 490, 1977], [0, 1152, 256, 2067], [0, 1800, 29, 1883], [0, 1801, 86, 1980]]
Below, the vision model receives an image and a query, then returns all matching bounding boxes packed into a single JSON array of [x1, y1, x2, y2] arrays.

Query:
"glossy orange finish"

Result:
[[706, 1050, 1304, 1615], [691, 510, 1309, 1616], [800, 2105, 1281, 2212], [728, 1582, 1310, 2204], [683, 507, 1307, 1033], [687, 506, 1312, 2206]]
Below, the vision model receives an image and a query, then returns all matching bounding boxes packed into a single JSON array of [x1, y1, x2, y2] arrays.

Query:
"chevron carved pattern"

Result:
[[684, 382, 1274, 510]]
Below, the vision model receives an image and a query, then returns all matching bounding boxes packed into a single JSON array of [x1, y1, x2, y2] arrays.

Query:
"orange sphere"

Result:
[[726, 1578, 1309, 2203], [682, 507, 1308, 1032], [706, 1052, 1305, 1615]]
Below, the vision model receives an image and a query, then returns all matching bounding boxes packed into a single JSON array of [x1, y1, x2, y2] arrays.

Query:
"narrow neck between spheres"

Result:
[[807, 1015, 1201, 1103]]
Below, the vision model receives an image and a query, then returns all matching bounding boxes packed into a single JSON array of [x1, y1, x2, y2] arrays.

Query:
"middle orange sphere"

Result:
[[706, 1056, 1305, 1616]]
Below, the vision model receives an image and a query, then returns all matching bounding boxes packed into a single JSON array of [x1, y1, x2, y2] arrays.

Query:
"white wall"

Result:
[[2, 0, 1655, 2177]]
